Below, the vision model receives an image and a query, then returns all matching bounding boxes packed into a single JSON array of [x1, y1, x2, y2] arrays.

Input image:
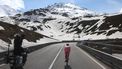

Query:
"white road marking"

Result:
[[48, 46, 63, 69], [75, 46, 106, 69]]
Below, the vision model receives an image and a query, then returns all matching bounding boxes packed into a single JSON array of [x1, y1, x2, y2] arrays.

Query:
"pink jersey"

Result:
[[64, 44, 71, 59], [64, 46, 71, 53]]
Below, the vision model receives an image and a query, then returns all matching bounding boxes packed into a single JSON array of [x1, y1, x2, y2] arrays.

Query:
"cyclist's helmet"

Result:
[[66, 44, 69, 46]]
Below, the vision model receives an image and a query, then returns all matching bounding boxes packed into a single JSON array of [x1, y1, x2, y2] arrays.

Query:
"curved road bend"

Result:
[[0, 43, 110, 69]]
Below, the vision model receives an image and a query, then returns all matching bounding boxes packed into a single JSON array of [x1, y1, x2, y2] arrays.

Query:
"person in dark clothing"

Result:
[[13, 34, 25, 56], [9, 34, 26, 69]]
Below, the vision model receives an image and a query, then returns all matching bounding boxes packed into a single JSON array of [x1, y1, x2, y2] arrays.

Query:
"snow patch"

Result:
[[22, 37, 58, 48], [0, 39, 8, 52], [120, 8, 122, 13], [0, 26, 5, 30], [81, 34, 107, 40], [65, 3, 81, 9], [20, 29, 24, 32], [108, 31, 122, 39], [113, 54, 122, 60]]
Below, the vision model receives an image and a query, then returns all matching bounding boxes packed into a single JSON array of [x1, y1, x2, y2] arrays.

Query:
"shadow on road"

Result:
[[64, 64, 72, 69]]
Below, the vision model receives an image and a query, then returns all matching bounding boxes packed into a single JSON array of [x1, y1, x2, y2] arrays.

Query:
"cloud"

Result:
[[120, 8, 122, 13], [0, 0, 25, 10]]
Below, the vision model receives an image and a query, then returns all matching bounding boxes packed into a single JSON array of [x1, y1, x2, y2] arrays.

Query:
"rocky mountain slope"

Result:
[[67, 14, 122, 40], [0, 21, 58, 52], [0, 3, 96, 39], [0, 3, 122, 41]]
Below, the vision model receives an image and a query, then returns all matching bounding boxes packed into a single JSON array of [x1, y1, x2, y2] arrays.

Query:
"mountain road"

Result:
[[0, 43, 110, 69]]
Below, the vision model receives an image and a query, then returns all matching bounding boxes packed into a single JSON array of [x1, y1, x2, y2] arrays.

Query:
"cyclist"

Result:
[[64, 43, 71, 64], [14, 34, 25, 56], [12, 33, 26, 69]]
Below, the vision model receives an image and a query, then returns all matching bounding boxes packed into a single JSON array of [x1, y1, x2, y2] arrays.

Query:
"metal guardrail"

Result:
[[0, 51, 7, 64], [87, 42, 122, 48], [76, 41, 122, 54], [79, 45, 122, 69]]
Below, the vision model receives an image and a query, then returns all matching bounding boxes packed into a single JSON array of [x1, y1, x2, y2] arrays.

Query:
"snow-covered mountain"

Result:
[[0, 3, 122, 41], [0, 3, 96, 39], [0, 5, 18, 17], [46, 3, 95, 17]]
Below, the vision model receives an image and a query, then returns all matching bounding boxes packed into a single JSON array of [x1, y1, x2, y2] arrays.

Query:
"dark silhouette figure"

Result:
[[11, 34, 27, 69], [14, 34, 25, 56]]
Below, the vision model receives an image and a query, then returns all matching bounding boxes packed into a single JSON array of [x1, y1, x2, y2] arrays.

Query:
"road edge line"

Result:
[[75, 46, 106, 69], [48, 46, 63, 69]]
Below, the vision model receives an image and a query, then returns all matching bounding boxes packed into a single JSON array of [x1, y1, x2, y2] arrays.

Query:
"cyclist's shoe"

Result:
[[65, 59, 68, 62]]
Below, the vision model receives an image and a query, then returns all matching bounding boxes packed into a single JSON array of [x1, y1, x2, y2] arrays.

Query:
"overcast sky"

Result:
[[0, 0, 122, 13]]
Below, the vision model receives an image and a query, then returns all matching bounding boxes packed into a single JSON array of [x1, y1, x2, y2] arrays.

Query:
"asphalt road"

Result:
[[0, 43, 110, 69]]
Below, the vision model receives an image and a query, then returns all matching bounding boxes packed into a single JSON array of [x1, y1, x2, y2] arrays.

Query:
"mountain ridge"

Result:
[[0, 3, 122, 40]]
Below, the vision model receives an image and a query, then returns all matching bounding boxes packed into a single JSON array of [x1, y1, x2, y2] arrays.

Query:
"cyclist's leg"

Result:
[[65, 53, 69, 63]]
